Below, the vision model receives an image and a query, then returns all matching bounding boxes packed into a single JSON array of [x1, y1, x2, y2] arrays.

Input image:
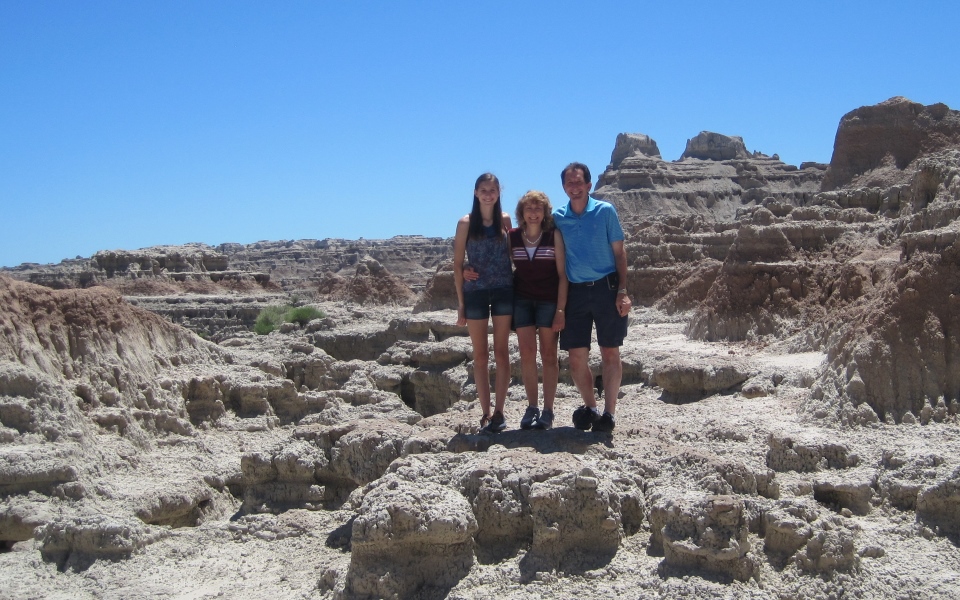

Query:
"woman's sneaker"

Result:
[[534, 408, 554, 430], [572, 405, 601, 430], [481, 411, 506, 434], [593, 411, 615, 433], [520, 406, 540, 430]]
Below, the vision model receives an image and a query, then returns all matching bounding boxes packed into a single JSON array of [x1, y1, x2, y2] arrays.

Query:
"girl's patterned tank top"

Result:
[[463, 223, 512, 292]]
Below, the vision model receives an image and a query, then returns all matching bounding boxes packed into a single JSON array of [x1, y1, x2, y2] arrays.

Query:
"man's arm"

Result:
[[611, 240, 631, 316]]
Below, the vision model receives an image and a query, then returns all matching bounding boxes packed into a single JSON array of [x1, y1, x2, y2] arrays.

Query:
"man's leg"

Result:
[[567, 347, 596, 409], [599, 346, 622, 415]]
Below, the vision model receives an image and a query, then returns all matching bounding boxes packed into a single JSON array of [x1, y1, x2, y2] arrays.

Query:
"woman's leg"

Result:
[[539, 327, 559, 411], [491, 314, 513, 414], [467, 318, 491, 417], [516, 326, 539, 406]]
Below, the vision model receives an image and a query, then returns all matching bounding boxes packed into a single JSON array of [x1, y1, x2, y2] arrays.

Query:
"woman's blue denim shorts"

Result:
[[463, 286, 513, 320], [513, 295, 557, 329]]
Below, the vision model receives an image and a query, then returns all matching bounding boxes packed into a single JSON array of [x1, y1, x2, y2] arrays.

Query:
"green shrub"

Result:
[[285, 305, 326, 326], [254, 305, 288, 335], [253, 304, 327, 334]]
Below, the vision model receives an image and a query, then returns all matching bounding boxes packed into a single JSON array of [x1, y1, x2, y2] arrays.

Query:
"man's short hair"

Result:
[[561, 162, 592, 185]]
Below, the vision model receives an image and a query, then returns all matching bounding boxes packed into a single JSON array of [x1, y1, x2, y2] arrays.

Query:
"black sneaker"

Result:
[[481, 411, 506, 434], [593, 411, 615, 433], [534, 408, 554, 430], [572, 405, 601, 430], [520, 406, 540, 430]]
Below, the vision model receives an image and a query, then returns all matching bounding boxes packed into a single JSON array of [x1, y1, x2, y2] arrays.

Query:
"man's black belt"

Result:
[[570, 273, 618, 288]]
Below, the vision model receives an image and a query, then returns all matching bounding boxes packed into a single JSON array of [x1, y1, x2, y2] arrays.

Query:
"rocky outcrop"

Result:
[[610, 132, 662, 167], [594, 131, 825, 222], [682, 132, 751, 161], [315, 258, 416, 305], [822, 97, 960, 192]]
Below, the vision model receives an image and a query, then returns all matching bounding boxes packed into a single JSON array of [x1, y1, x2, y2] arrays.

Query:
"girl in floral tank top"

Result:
[[453, 173, 513, 434]]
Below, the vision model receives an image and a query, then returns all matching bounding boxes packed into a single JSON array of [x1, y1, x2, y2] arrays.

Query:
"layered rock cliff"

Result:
[[2, 236, 451, 297]]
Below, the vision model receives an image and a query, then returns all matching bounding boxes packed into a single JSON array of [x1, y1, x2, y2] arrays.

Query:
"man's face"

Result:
[[563, 168, 591, 204]]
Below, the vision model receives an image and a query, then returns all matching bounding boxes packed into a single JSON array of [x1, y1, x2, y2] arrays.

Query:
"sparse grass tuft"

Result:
[[253, 304, 326, 334]]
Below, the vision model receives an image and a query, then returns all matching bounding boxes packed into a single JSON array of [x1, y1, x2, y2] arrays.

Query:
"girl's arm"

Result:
[[453, 217, 470, 326]]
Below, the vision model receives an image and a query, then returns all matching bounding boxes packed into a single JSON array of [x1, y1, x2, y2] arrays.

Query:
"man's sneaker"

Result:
[[534, 408, 554, 430], [520, 406, 540, 430], [572, 405, 601, 430], [481, 411, 506, 434], [593, 411, 615, 433]]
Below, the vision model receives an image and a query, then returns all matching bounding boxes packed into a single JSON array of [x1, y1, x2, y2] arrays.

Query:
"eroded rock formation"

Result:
[[3, 97, 960, 599]]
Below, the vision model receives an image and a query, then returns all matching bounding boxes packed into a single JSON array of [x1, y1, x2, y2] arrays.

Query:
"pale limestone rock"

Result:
[[876, 449, 946, 510], [917, 465, 960, 539], [525, 467, 626, 573], [649, 492, 756, 582], [37, 515, 169, 570], [345, 476, 477, 600], [651, 357, 752, 401], [766, 432, 859, 472]]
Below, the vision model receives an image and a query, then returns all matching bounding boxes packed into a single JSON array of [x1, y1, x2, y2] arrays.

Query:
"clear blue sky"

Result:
[[3, 1, 959, 267]]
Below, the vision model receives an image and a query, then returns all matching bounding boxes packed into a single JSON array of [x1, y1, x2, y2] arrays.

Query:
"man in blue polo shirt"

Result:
[[553, 162, 631, 433]]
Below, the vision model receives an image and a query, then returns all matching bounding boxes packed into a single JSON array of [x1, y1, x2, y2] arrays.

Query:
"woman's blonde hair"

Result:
[[515, 190, 554, 231]]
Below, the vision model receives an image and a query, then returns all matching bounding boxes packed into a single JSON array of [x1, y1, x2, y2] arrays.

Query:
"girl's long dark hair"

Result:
[[469, 172, 505, 241]]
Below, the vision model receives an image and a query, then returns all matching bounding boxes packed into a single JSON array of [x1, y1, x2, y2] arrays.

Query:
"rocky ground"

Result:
[[3, 96, 960, 598], [1, 286, 959, 599]]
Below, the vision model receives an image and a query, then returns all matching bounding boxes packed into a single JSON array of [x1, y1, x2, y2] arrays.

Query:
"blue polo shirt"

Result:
[[553, 197, 625, 284]]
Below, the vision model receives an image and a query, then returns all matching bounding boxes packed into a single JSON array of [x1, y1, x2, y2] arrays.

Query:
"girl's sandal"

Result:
[[479, 413, 491, 430]]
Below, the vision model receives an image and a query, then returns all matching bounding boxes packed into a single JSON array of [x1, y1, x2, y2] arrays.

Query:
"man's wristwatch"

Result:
[[617, 288, 628, 295]]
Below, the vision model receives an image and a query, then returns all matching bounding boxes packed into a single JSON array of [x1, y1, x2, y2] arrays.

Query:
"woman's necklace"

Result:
[[523, 229, 542, 246]]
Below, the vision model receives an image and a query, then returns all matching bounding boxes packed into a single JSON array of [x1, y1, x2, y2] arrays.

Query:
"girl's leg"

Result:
[[516, 326, 539, 406], [491, 314, 513, 414], [539, 326, 559, 411], [467, 318, 492, 418]]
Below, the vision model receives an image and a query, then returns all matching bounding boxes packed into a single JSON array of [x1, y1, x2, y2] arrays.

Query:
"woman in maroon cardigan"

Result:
[[509, 191, 568, 430]]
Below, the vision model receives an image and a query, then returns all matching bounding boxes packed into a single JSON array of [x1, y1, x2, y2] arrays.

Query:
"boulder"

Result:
[[651, 357, 751, 401], [344, 476, 477, 600], [650, 493, 756, 581], [37, 515, 168, 570], [766, 432, 859, 472], [525, 467, 626, 573]]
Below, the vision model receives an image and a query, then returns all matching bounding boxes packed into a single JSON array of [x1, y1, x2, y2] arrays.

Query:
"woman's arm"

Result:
[[552, 230, 568, 332], [453, 216, 470, 326]]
